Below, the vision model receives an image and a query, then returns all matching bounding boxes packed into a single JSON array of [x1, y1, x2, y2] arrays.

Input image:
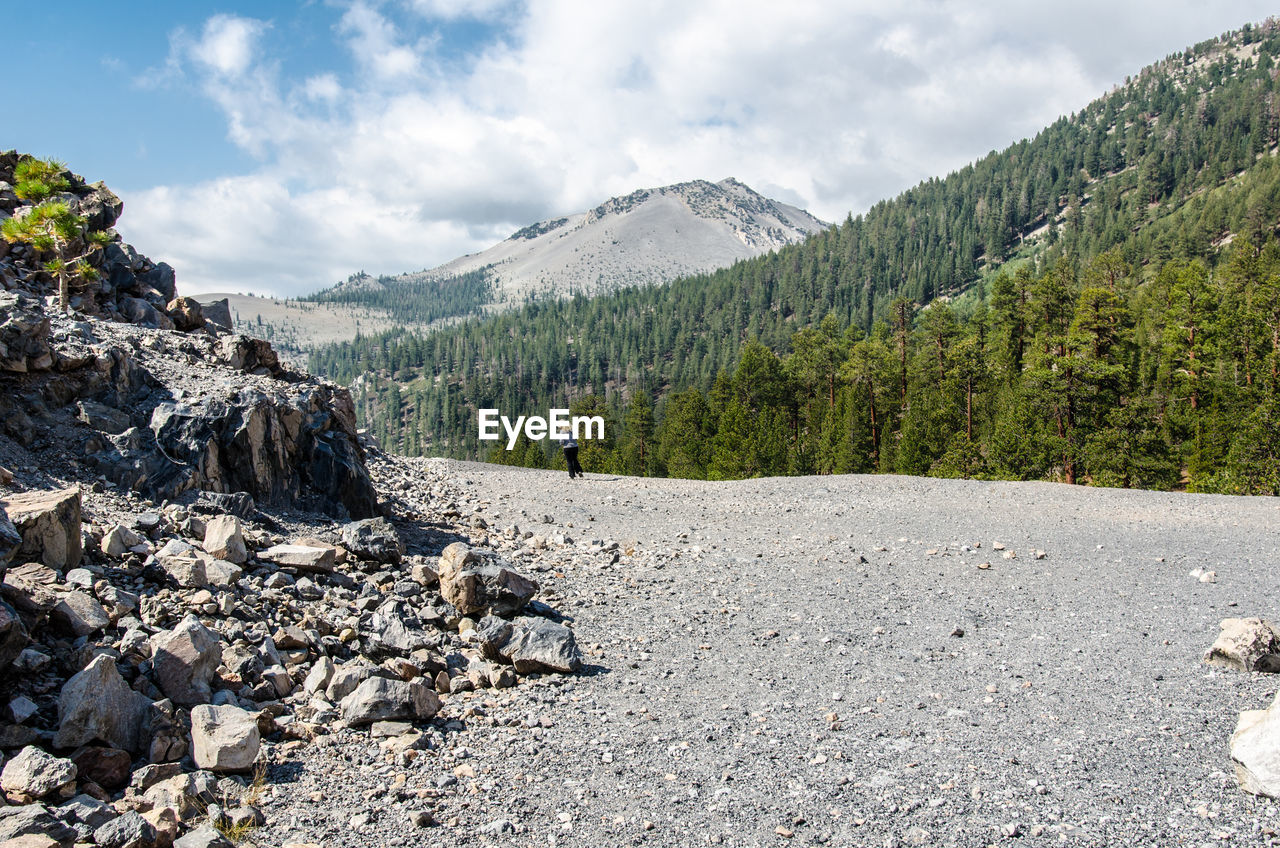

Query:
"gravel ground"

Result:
[[258, 461, 1280, 848]]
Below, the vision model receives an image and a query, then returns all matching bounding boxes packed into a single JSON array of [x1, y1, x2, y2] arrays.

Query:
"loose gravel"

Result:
[[257, 461, 1280, 848]]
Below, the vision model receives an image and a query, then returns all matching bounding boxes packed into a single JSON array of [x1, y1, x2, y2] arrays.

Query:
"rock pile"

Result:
[[0, 152, 589, 845]]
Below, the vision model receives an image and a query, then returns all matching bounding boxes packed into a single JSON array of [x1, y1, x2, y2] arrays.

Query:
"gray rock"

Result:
[[56, 793, 116, 830], [258, 543, 336, 572], [151, 615, 222, 706], [77, 400, 131, 435], [55, 654, 153, 754], [50, 591, 110, 637], [0, 487, 82, 571], [438, 543, 538, 616], [341, 518, 404, 564], [201, 515, 246, 565], [0, 746, 77, 802], [0, 599, 29, 669], [325, 665, 372, 703], [93, 810, 156, 848], [198, 299, 233, 331], [499, 617, 583, 674], [339, 677, 442, 726], [167, 297, 205, 331], [189, 704, 261, 773], [0, 506, 21, 576], [1206, 618, 1280, 673], [304, 656, 335, 694], [100, 524, 146, 557], [173, 824, 235, 848], [367, 599, 431, 656], [0, 802, 78, 843]]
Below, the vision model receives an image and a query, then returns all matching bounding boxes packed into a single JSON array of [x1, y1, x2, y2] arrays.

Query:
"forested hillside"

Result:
[[310, 21, 1280, 494]]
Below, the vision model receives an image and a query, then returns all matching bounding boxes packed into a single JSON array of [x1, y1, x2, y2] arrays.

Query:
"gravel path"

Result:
[[260, 462, 1280, 847]]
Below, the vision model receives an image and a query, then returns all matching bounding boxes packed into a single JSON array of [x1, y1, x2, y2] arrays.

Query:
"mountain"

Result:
[[311, 20, 1280, 493], [384, 177, 827, 303]]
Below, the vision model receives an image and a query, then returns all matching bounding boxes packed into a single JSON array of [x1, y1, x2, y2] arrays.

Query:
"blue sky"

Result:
[[7, 2, 1280, 297]]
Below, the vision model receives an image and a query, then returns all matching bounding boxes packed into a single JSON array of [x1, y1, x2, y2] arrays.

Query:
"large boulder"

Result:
[[1205, 618, 1280, 673], [166, 297, 205, 332], [198, 299, 233, 331], [189, 704, 260, 773], [55, 654, 153, 754], [475, 615, 583, 674], [151, 615, 222, 706], [338, 677, 441, 727], [0, 746, 76, 803], [201, 516, 246, 565], [257, 543, 335, 572], [93, 811, 157, 848], [438, 543, 538, 617], [1232, 690, 1280, 797], [340, 518, 403, 564], [144, 385, 377, 519], [0, 487, 81, 571]]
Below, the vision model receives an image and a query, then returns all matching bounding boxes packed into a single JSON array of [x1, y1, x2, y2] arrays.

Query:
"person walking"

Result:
[[562, 436, 584, 479]]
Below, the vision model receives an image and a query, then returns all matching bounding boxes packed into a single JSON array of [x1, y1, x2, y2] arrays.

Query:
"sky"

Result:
[[7, 2, 1278, 297]]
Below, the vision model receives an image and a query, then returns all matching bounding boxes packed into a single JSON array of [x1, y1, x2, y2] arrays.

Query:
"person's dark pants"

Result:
[[565, 447, 583, 478]]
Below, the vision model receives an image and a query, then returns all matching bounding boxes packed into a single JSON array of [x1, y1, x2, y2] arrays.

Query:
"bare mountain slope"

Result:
[[403, 177, 827, 302]]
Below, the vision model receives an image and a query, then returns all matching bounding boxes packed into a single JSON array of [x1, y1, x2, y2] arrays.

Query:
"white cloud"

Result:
[[190, 15, 268, 77], [116, 1, 1280, 297]]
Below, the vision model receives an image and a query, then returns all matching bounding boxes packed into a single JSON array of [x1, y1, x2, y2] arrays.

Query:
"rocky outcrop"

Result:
[[117, 384, 378, 519]]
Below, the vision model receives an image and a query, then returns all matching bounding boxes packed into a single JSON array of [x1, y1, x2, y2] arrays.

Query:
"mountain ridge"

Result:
[[365, 176, 827, 303]]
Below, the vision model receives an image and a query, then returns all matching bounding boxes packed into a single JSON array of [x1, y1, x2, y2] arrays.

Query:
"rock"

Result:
[[101, 525, 146, 557], [340, 518, 404, 564], [500, 617, 583, 674], [0, 509, 21, 577], [338, 677, 442, 726], [0, 293, 53, 373], [166, 297, 205, 332], [195, 492, 255, 520], [173, 825, 234, 848], [56, 654, 153, 754], [151, 615, 222, 706], [1205, 618, 1280, 673], [437, 543, 538, 617], [146, 386, 378, 519], [1232, 691, 1280, 797], [0, 747, 77, 802], [119, 297, 175, 330], [0, 488, 82, 571], [77, 400, 131, 435], [217, 335, 282, 377], [55, 793, 116, 830], [69, 746, 132, 790], [189, 705, 260, 773], [201, 516, 246, 565], [94, 811, 157, 848], [0, 836, 60, 848], [0, 803, 77, 844], [258, 544, 335, 573], [304, 657, 335, 694], [325, 665, 371, 703], [197, 299, 233, 331], [367, 600, 431, 656], [50, 591, 110, 637], [0, 601, 28, 669]]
